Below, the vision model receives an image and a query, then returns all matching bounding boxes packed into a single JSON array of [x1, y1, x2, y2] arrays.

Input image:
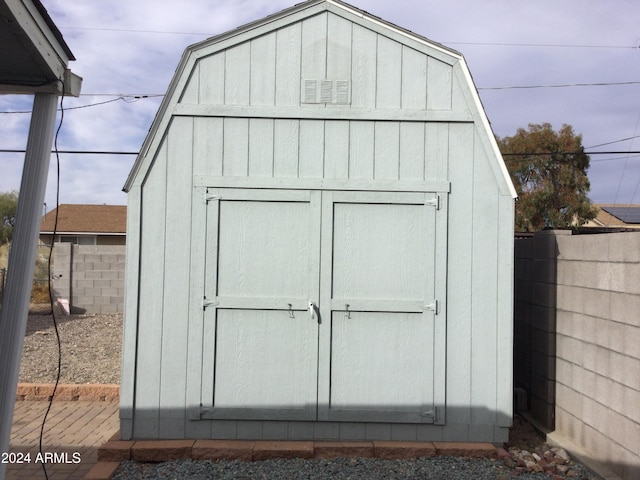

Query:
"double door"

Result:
[[199, 188, 446, 424]]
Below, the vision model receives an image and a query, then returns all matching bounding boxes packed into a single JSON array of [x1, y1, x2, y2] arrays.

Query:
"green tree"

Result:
[[497, 123, 597, 232], [0, 190, 18, 244]]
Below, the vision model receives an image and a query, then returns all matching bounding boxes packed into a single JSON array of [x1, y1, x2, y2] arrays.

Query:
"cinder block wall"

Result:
[[53, 243, 126, 314], [514, 230, 567, 430], [515, 230, 640, 480]]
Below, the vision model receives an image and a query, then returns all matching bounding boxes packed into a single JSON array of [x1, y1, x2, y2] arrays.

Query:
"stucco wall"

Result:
[[53, 243, 125, 314], [515, 230, 640, 480]]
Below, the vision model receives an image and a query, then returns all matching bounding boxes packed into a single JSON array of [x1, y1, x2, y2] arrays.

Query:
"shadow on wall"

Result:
[[513, 230, 559, 431], [118, 404, 512, 443]]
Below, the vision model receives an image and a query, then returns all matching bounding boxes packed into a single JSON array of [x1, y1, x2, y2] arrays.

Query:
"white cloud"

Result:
[[3, 0, 640, 205]]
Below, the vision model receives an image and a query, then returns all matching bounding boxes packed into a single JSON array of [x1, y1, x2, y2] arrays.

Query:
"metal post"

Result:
[[0, 93, 58, 476]]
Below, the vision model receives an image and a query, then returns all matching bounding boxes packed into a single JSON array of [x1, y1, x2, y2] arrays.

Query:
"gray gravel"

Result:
[[19, 313, 122, 384], [112, 456, 598, 480]]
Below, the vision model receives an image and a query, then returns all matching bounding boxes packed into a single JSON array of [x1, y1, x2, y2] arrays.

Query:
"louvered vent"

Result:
[[302, 79, 351, 104]]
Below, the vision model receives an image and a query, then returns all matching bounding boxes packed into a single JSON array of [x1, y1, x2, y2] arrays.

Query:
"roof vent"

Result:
[[302, 79, 351, 105]]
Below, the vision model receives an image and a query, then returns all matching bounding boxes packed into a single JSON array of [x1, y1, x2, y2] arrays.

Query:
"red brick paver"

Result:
[[7, 400, 119, 480]]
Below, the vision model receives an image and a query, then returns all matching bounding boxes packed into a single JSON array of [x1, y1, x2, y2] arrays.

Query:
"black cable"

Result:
[[38, 81, 65, 480]]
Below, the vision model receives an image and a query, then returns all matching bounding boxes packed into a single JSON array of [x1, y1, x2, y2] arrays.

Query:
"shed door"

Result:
[[201, 188, 445, 423], [202, 189, 320, 420], [318, 192, 442, 423]]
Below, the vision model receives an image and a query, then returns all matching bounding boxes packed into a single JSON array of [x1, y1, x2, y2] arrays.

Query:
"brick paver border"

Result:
[[16, 383, 119, 401], [87, 438, 498, 480]]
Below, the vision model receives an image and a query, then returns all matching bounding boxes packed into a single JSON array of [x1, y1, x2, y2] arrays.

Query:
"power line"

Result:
[[478, 81, 640, 90], [0, 149, 138, 155], [2, 149, 640, 157], [447, 41, 637, 49]]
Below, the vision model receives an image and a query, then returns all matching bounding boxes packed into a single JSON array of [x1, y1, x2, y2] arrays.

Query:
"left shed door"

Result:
[[202, 188, 321, 420]]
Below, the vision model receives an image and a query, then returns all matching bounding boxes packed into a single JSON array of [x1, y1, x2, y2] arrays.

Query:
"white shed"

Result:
[[122, 0, 517, 443]]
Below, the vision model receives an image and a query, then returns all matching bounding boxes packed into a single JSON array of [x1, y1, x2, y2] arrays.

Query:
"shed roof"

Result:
[[40, 204, 127, 234]]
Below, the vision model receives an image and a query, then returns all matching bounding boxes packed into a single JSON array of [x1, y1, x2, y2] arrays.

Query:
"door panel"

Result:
[[213, 309, 317, 418], [329, 311, 434, 422], [332, 202, 427, 300], [202, 189, 320, 420], [319, 191, 439, 423]]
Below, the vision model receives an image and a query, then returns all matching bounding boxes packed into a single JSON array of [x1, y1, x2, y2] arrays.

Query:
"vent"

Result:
[[302, 79, 351, 104]]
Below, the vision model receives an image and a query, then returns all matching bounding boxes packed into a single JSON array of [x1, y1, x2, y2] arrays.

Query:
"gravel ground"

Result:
[[18, 312, 600, 479], [112, 456, 597, 480], [19, 312, 122, 384]]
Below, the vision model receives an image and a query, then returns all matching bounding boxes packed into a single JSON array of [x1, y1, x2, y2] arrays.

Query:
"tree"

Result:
[[0, 191, 18, 244], [497, 123, 597, 232]]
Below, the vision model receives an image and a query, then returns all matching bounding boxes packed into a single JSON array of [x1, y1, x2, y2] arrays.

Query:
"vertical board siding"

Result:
[[248, 118, 274, 177], [301, 13, 328, 81], [324, 120, 350, 179], [470, 135, 499, 432], [351, 24, 377, 108], [444, 123, 475, 431], [250, 33, 276, 106], [180, 64, 199, 103], [374, 121, 400, 180], [326, 14, 352, 80], [135, 140, 168, 439], [199, 52, 225, 105], [159, 116, 194, 438], [497, 194, 515, 426], [223, 118, 249, 176], [399, 122, 425, 180], [376, 35, 402, 108], [348, 121, 374, 179], [402, 46, 427, 109], [274, 119, 300, 177], [275, 23, 302, 106], [427, 57, 452, 110], [425, 123, 449, 181], [193, 117, 223, 176], [224, 42, 250, 105], [299, 120, 325, 177]]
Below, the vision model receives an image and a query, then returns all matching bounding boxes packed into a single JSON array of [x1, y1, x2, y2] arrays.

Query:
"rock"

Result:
[[502, 456, 515, 468], [551, 447, 571, 462], [532, 452, 542, 461]]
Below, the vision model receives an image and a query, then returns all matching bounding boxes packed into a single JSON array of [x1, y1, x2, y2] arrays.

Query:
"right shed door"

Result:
[[317, 191, 446, 424]]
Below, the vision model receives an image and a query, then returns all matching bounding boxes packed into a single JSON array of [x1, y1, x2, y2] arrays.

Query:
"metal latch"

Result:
[[424, 301, 438, 314], [203, 298, 219, 309], [426, 195, 440, 210]]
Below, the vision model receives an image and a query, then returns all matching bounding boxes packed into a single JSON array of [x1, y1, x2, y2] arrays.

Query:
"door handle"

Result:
[[309, 301, 321, 324]]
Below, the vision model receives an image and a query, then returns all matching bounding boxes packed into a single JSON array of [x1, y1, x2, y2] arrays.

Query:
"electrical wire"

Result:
[[0, 95, 160, 114], [38, 81, 65, 480]]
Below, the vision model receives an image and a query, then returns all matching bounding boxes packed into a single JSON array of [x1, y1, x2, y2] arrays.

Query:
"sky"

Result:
[[1, 0, 640, 209]]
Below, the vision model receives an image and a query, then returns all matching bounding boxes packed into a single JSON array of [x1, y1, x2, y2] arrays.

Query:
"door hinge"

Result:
[[426, 195, 440, 210], [424, 300, 438, 314], [203, 298, 219, 309], [421, 407, 437, 421]]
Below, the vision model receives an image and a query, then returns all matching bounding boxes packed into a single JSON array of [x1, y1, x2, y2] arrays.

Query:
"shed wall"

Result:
[[122, 5, 514, 443]]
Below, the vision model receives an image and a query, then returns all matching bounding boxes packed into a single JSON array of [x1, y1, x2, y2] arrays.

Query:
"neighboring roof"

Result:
[[587, 204, 640, 228], [124, 0, 517, 199], [40, 204, 127, 234], [0, 0, 80, 95]]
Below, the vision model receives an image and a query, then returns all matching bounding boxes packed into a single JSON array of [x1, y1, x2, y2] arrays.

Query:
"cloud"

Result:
[[3, 0, 640, 206]]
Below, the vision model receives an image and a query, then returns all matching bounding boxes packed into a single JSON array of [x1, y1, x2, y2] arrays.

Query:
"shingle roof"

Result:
[[40, 204, 126, 234]]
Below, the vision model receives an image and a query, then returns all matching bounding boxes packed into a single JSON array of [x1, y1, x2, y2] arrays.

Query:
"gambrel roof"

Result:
[[124, 0, 516, 199]]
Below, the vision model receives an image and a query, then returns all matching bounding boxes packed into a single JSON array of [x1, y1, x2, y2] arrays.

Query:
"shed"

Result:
[[122, 0, 517, 443]]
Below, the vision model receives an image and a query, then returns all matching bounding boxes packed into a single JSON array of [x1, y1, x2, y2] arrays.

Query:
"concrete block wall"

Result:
[[53, 243, 125, 314], [514, 230, 569, 430], [515, 230, 640, 480], [554, 232, 640, 480]]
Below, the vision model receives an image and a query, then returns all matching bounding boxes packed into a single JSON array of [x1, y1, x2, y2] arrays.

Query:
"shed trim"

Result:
[[173, 103, 474, 123], [193, 176, 451, 193]]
